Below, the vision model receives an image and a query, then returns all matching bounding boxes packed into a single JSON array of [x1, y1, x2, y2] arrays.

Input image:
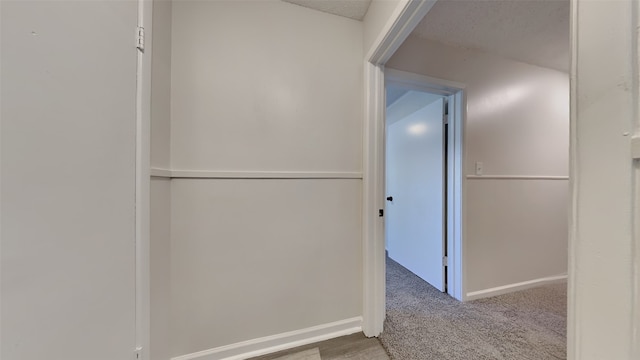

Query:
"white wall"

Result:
[[150, 1, 173, 360], [170, 179, 362, 354], [151, 0, 173, 171], [1, 1, 138, 359], [150, 177, 171, 360], [171, 1, 362, 172], [387, 37, 569, 295], [570, 0, 638, 358], [169, 1, 364, 357]]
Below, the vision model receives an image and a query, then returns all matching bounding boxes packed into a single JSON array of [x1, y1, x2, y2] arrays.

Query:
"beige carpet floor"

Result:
[[380, 257, 567, 359]]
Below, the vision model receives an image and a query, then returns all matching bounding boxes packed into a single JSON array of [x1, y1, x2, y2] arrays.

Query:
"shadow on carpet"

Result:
[[379, 258, 566, 360]]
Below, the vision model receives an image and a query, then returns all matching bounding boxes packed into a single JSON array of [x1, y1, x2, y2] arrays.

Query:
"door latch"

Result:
[[379, 209, 384, 217]]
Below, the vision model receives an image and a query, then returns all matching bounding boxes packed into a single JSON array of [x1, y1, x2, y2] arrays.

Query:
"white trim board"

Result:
[[567, 0, 579, 357], [171, 317, 362, 360], [150, 168, 171, 178], [465, 275, 568, 301], [149, 169, 362, 179], [466, 175, 569, 180]]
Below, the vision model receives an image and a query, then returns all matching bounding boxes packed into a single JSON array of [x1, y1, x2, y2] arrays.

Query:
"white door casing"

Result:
[[363, 0, 464, 336]]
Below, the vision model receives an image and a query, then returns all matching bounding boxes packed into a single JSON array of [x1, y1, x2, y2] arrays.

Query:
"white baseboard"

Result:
[[465, 274, 568, 301], [466, 175, 569, 180], [171, 317, 363, 360]]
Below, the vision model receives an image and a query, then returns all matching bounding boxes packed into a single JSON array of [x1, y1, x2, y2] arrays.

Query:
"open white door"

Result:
[[386, 97, 446, 291]]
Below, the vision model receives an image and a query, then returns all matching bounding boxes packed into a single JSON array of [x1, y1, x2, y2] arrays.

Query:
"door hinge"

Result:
[[442, 256, 448, 267], [443, 114, 449, 125], [134, 347, 143, 360], [136, 26, 145, 52]]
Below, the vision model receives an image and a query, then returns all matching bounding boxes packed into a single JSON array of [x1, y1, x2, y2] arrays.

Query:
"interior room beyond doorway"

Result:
[[384, 70, 465, 301], [385, 84, 449, 293]]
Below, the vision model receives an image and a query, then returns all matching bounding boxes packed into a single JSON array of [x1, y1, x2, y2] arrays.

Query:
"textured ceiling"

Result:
[[282, 0, 372, 21], [412, 0, 570, 72]]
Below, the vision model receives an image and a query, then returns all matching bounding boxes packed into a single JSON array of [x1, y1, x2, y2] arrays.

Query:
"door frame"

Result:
[[362, 0, 447, 337], [364, 0, 640, 358], [384, 69, 466, 299]]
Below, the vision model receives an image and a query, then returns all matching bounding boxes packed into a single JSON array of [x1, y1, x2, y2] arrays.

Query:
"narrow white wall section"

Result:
[[150, 178, 172, 360], [169, 1, 364, 357], [151, 0, 172, 171], [150, 1, 173, 360], [387, 37, 569, 294]]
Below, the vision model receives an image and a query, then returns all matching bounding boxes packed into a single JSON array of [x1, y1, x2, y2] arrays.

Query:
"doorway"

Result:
[[385, 88, 447, 291], [384, 69, 465, 300]]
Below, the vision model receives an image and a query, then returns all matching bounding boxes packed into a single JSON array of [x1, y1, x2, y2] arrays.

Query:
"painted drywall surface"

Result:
[[170, 1, 364, 356], [571, 0, 635, 358], [151, 0, 172, 170], [465, 180, 568, 291], [363, 0, 406, 57], [151, 178, 172, 360], [170, 179, 362, 355], [171, 0, 362, 172], [150, 2, 173, 360], [387, 37, 569, 293], [1, 1, 137, 359]]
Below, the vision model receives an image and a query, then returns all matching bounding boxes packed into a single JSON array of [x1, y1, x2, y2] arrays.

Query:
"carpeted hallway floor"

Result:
[[380, 257, 567, 360]]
